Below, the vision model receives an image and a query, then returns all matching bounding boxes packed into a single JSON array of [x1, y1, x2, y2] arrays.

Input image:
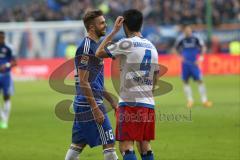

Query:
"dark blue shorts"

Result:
[[72, 103, 115, 148], [181, 64, 202, 81], [0, 73, 14, 96]]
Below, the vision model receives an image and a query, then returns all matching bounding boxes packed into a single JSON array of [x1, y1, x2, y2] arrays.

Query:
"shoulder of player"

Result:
[[79, 37, 92, 48], [110, 38, 134, 50], [141, 37, 155, 46], [132, 37, 156, 49], [76, 37, 93, 55], [0, 44, 12, 53], [191, 34, 202, 40], [117, 37, 133, 44], [3, 44, 12, 50], [176, 34, 186, 42]]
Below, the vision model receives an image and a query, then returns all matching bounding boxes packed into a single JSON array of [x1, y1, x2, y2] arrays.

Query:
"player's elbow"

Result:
[[11, 60, 17, 67], [95, 51, 101, 57], [96, 50, 103, 58], [96, 49, 108, 58], [96, 51, 102, 58]]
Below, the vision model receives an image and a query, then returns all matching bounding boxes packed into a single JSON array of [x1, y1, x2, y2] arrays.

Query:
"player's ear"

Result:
[[123, 24, 128, 36], [89, 24, 95, 31]]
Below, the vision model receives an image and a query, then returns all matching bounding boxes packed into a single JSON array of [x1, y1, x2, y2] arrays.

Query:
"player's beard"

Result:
[[95, 27, 106, 38]]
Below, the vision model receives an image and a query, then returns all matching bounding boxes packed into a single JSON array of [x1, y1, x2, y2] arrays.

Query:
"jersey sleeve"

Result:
[[197, 36, 205, 47], [6, 46, 15, 61], [75, 40, 91, 71], [104, 38, 133, 58], [174, 35, 183, 51]]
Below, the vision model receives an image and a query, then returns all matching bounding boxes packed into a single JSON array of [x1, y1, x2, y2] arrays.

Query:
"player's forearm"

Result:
[[198, 46, 206, 62], [2, 60, 16, 69], [172, 48, 179, 55], [152, 71, 159, 93], [201, 46, 207, 55], [103, 89, 115, 104], [79, 81, 98, 109], [96, 32, 116, 58], [10, 59, 17, 67]]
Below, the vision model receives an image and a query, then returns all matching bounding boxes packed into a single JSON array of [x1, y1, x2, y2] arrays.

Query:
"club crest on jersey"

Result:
[[80, 55, 89, 65]]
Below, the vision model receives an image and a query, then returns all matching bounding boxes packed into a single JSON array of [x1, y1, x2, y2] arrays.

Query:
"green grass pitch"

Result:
[[0, 75, 239, 160]]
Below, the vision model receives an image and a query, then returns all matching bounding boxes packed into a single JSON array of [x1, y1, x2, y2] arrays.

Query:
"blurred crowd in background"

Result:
[[0, 0, 239, 56], [0, 0, 239, 25]]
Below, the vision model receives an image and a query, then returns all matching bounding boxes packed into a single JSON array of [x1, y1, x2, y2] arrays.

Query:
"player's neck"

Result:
[[185, 34, 192, 38], [87, 33, 100, 43], [127, 32, 142, 38]]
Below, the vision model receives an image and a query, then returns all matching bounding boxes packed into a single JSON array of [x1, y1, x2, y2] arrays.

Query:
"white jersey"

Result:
[[106, 36, 159, 109]]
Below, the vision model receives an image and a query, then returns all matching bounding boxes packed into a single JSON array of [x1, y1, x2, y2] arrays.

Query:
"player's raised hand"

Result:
[[92, 107, 105, 124], [112, 16, 124, 34]]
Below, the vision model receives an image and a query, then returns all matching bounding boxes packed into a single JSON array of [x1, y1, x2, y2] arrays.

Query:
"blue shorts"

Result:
[[72, 103, 115, 148], [0, 73, 14, 96], [181, 63, 202, 81]]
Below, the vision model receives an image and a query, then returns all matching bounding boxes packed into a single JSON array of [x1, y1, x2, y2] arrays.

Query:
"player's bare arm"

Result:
[[152, 71, 160, 94], [10, 58, 17, 67], [96, 16, 124, 58], [78, 68, 104, 124], [196, 44, 207, 66], [103, 88, 118, 110]]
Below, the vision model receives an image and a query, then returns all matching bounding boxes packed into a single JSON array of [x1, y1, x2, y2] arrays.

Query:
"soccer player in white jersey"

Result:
[[96, 9, 159, 160]]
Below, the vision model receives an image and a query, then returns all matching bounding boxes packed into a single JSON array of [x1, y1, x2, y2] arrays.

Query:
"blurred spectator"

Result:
[[229, 41, 240, 55], [0, 0, 239, 24], [65, 43, 77, 59], [0, 0, 239, 55], [210, 36, 221, 53], [220, 42, 230, 53]]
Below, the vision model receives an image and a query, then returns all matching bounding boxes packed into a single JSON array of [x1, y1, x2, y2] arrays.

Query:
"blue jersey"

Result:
[[0, 44, 14, 74], [74, 37, 104, 106], [71, 37, 115, 147], [175, 35, 204, 63]]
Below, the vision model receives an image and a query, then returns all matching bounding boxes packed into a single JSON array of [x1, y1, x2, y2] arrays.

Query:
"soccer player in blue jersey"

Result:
[[64, 10, 119, 160], [0, 31, 17, 129], [174, 26, 212, 108]]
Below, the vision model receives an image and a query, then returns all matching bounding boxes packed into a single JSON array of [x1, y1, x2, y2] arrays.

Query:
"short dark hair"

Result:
[[123, 9, 143, 32], [83, 10, 103, 31]]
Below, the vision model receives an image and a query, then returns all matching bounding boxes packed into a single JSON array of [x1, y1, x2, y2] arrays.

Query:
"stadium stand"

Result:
[[0, 0, 239, 55], [0, 0, 239, 24]]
